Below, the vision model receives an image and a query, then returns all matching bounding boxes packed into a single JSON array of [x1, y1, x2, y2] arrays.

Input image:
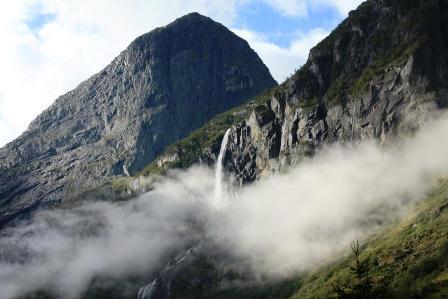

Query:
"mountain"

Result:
[[0, 13, 276, 226], [151, 0, 448, 185]]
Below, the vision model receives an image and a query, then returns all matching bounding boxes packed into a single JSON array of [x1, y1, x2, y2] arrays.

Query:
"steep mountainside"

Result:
[[150, 0, 448, 185], [0, 13, 276, 226]]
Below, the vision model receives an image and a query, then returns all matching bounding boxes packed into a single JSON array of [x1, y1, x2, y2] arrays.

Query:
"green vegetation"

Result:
[[293, 179, 448, 298], [332, 239, 383, 299], [350, 39, 424, 97], [139, 88, 275, 176], [213, 277, 299, 299], [299, 96, 320, 109], [110, 177, 133, 194], [325, 76, 347, 105]]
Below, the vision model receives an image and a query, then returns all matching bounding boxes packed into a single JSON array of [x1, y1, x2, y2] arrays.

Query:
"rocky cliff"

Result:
[[0, 13, 276, 226], [223, 0, 448, 184]]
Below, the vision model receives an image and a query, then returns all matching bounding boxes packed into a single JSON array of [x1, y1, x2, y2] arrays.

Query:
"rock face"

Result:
[[0, 12, 276, 226], [222, 0, 448, 184]]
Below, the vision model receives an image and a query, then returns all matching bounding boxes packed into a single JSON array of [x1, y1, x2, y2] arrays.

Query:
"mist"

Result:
[[1, 114, 448, 298]]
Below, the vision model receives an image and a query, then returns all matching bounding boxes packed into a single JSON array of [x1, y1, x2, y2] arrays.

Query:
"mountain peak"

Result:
[[130, 12, 241, 52], [0, 13, 276, 227], [174, 12, 211, 22], [160, 12, 220, 31]]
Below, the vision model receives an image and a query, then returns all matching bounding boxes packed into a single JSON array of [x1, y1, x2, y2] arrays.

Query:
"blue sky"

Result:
[[0, 0, 363, 146], [235, 1, 342, 47], [25, 3, 56, 35]]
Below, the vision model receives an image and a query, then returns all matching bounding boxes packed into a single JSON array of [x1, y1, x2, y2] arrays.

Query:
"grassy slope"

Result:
[[291, 179, 448, 299]]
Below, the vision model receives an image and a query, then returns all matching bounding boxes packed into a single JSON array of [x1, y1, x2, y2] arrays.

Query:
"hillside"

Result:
[[293, 179, 448, 298]]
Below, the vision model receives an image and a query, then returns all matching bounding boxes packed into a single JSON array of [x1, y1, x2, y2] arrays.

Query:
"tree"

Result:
[[332, 239, 373, 299]]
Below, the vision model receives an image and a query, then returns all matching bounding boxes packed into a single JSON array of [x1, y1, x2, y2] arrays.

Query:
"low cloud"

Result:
[[1, 113, 448, 298], [0, 167, 215, 299], [260, 0, 309, 17], [213, 114, 448, 276]]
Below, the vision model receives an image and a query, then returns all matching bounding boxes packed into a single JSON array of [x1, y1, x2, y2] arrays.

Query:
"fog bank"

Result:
[[1, 114, 448, 298]]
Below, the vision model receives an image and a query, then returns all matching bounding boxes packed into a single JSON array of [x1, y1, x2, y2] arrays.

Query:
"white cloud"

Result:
[[234, 27, 329, 81], [261, 0, 308, 17], [320, 0, 364, 16]]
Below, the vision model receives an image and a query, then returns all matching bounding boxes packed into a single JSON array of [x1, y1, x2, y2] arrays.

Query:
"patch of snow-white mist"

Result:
[[0, 168, 215, 299], [214, 128, 231, 208], [1, 114, 448, 298]]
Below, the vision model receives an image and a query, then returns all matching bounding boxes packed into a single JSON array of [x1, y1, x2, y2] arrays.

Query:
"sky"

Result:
[[0, 0, 364, 147]]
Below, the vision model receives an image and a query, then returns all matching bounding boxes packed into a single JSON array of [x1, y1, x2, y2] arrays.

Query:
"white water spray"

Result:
[[138, 279, 158, 299], [214, 129, 231, 207]]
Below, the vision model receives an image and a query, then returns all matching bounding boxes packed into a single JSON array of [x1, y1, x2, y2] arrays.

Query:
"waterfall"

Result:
[[138, 279, 158, 299], [214, 129, 231, 206]]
